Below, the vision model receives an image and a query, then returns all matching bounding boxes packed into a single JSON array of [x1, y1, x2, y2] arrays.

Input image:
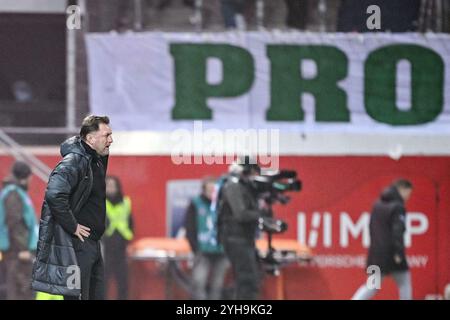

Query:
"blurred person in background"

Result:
[[284, 0, 309, 30], [12, 80, 34, 103], [114, 0, 174, 31], [352, 179, 413, 300], [0, 161, 37, 300], [184, 176, 229, 300], [217, 157, 269, 300], [220, 0, 255, 29], [103, 176, 134, 300], [31, 115, 113, 300], [184, 0, 223, 30]]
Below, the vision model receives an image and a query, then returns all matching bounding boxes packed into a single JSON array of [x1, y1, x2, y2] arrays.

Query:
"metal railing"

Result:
[[128, 0, 329, 32], [0, 128, 53, 182]]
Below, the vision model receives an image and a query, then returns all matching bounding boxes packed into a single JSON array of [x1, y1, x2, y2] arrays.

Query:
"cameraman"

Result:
[[217, 158, 267, 300]]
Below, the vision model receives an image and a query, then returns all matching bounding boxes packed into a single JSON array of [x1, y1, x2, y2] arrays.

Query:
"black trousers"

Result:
[[4, 257, 34, 300], [64, 238, 105, 300], [105, 254, 128, 300], [104, 236, 129, 300], [223, 237, 261, 300]]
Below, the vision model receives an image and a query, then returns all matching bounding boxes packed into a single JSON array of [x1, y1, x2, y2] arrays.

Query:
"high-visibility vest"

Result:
[[36, 291, 64, 300], [192, 196, 223, 254], [105, 196, 133, 240]]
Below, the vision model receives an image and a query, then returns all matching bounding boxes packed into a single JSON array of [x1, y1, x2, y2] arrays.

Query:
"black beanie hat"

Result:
[[12, 161, 32, 180]]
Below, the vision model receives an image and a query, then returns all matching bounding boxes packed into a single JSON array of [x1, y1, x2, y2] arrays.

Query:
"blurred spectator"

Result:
[[94, 0, 164, 32], [220, 0, 255, 29], [12, 80, 34, 103], [185, 0, 223, 30], [86, 0, 449, 32], [184, 177, 229, 300], [418, 0, 450, 32], [284, 0, 309, 30], [115, 0, 133, 31], [259, 0, 288, 30], [113, 0, 171, 31], [217, 158, 266, 300], [337, 0, 421, 32], [202, 0, 223, 30], [141, 0, 174, 29], [0, 161, 37, 300], [352, 179, 413, 300], [103, 176, 134, 300]]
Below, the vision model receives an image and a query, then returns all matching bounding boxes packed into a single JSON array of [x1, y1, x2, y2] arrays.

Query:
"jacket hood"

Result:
[[380, 185, 403, 203], [60, 136, 90, 158]]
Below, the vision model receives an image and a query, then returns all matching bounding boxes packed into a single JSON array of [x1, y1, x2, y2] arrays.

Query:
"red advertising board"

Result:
[[1, 155, 448, 299]]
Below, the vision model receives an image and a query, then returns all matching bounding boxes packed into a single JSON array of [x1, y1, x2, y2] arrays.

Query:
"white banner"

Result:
[[86, 32, 450, 155]]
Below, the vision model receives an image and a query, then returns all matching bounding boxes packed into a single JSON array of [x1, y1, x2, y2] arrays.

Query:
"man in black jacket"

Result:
[[352, 179, 413, 300], [217, 158, 267, 300], [31, 115, 113, 300]]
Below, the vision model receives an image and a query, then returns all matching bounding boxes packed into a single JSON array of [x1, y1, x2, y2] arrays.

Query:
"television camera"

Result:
[[250, 169, 302, 275]]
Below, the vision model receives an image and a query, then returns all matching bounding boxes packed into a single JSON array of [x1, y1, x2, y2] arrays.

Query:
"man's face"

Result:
[[399, 187, 413, 203], [86, 123, 113, 156], [204, 182, 216, 201], [106, 178, 118, 197], [19, 176, 32, 190]]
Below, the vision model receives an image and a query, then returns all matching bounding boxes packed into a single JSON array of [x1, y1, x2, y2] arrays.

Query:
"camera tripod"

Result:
[[257, 207, 288, 276]]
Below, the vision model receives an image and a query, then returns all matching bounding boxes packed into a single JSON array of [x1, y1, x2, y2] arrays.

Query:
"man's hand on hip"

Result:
[[74, 224, 91, 241]]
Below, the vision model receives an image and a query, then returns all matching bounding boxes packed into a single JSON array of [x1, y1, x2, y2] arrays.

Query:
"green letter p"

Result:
[[170, 44, 254, 120]]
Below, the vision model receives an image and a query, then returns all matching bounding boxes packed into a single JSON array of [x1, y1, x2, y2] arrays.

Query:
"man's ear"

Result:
[[85, 133, 94, 145]]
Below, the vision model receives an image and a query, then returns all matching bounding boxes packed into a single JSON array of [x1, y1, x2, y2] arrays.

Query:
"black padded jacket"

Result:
[[31, 136, 108, 297]]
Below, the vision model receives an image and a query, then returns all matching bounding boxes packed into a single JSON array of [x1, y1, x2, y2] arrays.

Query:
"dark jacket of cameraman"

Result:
[[217, 173, 264, 300], [218, 175, 261, 243]]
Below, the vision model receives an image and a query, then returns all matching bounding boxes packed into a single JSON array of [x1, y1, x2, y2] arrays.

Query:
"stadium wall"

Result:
[[1, 154, 448, 299]]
